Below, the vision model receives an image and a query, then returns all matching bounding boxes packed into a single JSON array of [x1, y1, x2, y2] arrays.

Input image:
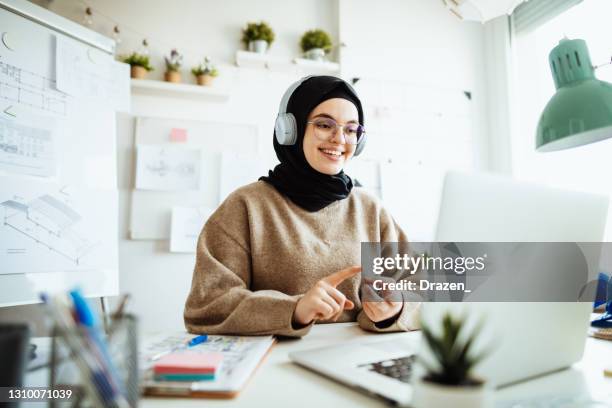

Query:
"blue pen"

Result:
[[69, 290, 127, 403], [39, 293, 113, 407], [188, 334, 208, 347], [150, 334, 209, 361]]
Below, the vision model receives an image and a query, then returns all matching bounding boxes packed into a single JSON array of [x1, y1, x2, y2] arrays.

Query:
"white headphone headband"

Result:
[[277, 75, 314, 114]]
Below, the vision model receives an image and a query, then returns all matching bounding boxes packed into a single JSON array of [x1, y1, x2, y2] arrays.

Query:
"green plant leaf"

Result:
[[300, 29, 333, 53], [122, 52, 154, 71], [242, 21, 275, 46], [419, 312, 493, 386]]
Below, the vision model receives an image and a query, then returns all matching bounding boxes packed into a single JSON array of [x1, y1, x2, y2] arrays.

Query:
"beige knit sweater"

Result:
[[184, 181, 420, 337]]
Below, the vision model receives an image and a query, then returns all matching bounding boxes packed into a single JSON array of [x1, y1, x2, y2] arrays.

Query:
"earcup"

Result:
[[353, 132, 367, 156], [274, 112, 298, 145]]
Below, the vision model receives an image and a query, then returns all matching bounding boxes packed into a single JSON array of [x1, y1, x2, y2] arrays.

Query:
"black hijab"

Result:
[[260, 76, 364, 212]]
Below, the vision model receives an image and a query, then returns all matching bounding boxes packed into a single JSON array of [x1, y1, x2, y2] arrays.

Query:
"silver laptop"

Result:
[[289, 171, 609, 406]]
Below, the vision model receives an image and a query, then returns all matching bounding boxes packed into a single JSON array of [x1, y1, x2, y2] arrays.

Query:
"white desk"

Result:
[[141, 322, 612, 407]]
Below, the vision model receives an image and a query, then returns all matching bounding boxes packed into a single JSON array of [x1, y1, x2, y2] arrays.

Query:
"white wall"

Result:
[[336, 0, 489, 240], [338, 0, 489, 170], [1, 0, 490, 334], [45, 0, 339, 75]]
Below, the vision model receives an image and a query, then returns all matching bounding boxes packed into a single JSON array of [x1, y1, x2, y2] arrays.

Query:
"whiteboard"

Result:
[[0, 0, 126, 306]]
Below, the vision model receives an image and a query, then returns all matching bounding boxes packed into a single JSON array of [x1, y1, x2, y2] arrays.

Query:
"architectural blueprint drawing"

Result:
[[1, 193, 97, 266], [0, 178, 117, 276], [0, 116, 56, 177], [0, 59, 68, 116]]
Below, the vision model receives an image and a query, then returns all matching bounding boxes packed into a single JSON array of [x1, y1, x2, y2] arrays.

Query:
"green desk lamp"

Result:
[[536, 38, 612, 152], [536, 38, 612, 328]]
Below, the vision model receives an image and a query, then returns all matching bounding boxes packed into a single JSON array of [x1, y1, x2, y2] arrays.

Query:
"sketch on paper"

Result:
[[135, 145, 202, 191], [1, 193, 98, 266], [170, 206, 214, 253], [0, 178, 117, 277], [0, 116, 56, 177], [55, 37, 130, 112], [0, 59, 68, 116]]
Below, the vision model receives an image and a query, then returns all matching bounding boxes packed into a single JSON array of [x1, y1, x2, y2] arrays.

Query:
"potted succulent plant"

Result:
[[241, 21, 275, 53], [413, 312, 492, 408], [164, 49, 183, 83], [300, 29, 333, 61], [191, 57, 218, 86], [122, 52, 154, 79]]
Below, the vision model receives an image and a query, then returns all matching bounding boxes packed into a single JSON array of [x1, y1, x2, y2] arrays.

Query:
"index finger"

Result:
[[323, 266, 361, 287]]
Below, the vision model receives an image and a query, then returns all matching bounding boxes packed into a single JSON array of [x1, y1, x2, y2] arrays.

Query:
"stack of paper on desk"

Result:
[[141, 333, 275, 398], [153, 352, 223, 381]]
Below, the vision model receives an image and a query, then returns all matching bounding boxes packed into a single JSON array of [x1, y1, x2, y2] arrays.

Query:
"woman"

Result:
[[184, 75, 420, 337]]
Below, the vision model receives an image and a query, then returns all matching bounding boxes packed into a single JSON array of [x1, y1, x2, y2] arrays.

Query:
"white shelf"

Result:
[[235, 50, 340, 74], [293, 57, 340, 73], [130, 79, 230, 101]]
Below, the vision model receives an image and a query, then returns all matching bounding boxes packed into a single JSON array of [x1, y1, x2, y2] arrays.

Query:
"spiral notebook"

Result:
[[140, 333, 275, 398]]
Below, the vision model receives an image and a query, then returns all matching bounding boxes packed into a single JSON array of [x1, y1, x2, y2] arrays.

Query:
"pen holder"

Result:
[[49, 314, 139, 408]]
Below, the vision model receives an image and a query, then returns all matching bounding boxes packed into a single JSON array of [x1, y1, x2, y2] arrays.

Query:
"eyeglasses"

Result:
[[306, 117, 366, 145]]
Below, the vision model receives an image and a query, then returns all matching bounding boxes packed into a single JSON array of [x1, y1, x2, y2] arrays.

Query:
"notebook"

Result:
[[140, 334, 275, 398]]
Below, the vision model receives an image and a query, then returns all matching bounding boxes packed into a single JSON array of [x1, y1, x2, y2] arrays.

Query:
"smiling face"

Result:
[[302, 98, 359, 175]]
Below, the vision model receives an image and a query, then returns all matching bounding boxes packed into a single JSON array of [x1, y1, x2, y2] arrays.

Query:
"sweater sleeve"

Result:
[[183, 214, 313, 338], [357, 205, 421, 333]]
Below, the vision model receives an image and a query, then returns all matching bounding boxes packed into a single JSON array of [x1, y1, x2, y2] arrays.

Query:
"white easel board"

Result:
[[0, 0, 126, 305]]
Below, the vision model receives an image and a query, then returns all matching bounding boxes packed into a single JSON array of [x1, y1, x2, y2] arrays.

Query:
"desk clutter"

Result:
[[32, 294, 272, 402], [41, 290, 138, 407], [140, 333, 275, 398], [589, 327, 612, 341]]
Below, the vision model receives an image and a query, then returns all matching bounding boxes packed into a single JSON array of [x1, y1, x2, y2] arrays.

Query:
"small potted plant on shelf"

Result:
[[300, 29, 333, 61], [164, 49, 183, 83], [122, 52, 154, 79], [241, 21, 275, 53], [412, 312, 492, 408], [191, 57, 218, 86]]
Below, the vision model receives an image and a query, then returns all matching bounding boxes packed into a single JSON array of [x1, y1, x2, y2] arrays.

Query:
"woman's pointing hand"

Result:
[[293, 266, 361, 326]]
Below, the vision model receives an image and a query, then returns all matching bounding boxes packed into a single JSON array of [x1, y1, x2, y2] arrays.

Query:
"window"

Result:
[[511, 0, 612, 239]]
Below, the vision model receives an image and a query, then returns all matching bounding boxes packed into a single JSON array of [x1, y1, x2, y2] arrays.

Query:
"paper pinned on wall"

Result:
[[135, 144, 202, 191], [170, 128, 188, 142], [219, 151, 271, 203], [170, 206, 215, 253]]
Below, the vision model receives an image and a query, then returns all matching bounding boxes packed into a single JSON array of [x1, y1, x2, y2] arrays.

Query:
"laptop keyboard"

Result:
[[358, 355, 415, 383]]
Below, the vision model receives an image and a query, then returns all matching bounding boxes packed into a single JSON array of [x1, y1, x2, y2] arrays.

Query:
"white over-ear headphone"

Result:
[[274, 75, 366, 156]]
